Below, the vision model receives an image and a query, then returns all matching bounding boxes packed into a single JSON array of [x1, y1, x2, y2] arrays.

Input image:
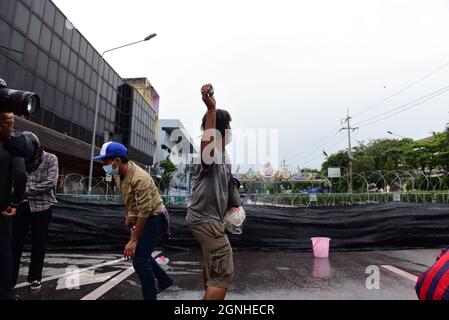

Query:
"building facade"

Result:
[[156, 119, 199, 195], [0, 0, 159, 179]]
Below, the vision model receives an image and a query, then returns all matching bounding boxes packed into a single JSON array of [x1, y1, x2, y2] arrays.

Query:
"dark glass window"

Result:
[[33, 76, 45, 98], [53, 10, 64, 36], [10, 29, 25, 54], [108, 85, 113, 103], [78, 126, 86, 142], [50, 34, 61, 59], [14, 1, 29, 33], [66, 73, 75, 96], [93, 52, 100, 70], [39, 24, 52, 51], [102, 81, 107, 98], [4, 60, 22, 89], [69, 50, 77, 74], [84, 65, 91, 87], [20, 69, 34, 91], [70, 123, 79, 139], [72, 101, 81, 124], [82, 84, 89, 105], [90, 71, 97, 88], [54, 89, 65, 115], [103, 64, 110, 80], [0, 0, 16, 22], [80, 37, 87, 59], [79, 105, 87, 126], [87, 110, 94, 128], [43, 1, 55, 26], [72, 29, 80, 52], [97, 117, 105, 133], [0, 18, 11, 48], [29, 14, 41, 44], [36, 50, 48, 77], [86, 44, 93, 65], [62, 20, 72, 44], [31, 0, 45, 17], [77, 59, 85, 79], [48, 58, 58, 84], [53, 114, 68, 134], [108, 69, 114, 84], [89, 89, 96, 109], [42, 109, 54, 128], [57, 66, 67, 91], [60, 42, 70, 67], [43, 83, 55, 108], [0, 53, 6, 75], [63, 96, 73, 118], [75, 79, 83, 100]]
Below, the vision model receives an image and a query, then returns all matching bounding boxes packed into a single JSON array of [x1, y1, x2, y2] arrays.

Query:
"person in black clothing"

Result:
[[0, 112, 27, 300]]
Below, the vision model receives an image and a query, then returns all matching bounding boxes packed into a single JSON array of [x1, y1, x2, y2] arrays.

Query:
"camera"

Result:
[[0, 78, 40, 116]]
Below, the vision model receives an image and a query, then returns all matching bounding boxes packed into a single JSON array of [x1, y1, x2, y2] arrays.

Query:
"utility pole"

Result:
[[340, 109, 358, 194]]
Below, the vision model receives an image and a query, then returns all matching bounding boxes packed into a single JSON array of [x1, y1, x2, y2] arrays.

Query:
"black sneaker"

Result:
[[30, 281, 41, 290], [156, 278, 173, 294]]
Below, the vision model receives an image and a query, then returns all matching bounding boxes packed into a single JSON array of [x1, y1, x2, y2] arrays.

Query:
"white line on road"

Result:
[[381, 265, 418, 282], [14, 251, 162, 289], [81, 267, 135, 300]]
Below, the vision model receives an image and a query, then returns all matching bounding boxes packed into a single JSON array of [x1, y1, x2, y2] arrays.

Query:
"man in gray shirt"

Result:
[[187, 84, 234, 300]]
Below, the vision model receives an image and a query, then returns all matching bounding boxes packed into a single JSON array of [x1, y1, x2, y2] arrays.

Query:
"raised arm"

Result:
[[200, 84, 217, 166]]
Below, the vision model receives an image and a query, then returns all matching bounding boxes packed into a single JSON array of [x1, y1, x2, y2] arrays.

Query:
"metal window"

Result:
[[50, 33, 61, 59], [43, 1, 55, 26], [14, 1, 30, 33], [40, 24, 52, 51]]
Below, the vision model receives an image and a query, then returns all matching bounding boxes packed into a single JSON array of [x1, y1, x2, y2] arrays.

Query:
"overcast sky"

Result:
[[53, 0, 449, 170]]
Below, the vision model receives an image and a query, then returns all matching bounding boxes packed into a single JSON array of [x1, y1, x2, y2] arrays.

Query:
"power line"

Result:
[[300, 136, 347, 168], [352, 60, 449, 118], [354, 85, 449, 128], [357, 88, 449, 130], [287, 130, 344, 166], [284, 125, 341, 164], [285, 59, 449, 167]]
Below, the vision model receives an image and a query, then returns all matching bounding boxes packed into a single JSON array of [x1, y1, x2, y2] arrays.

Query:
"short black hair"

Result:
[[201, 109, 232, 138], [103, 156, 129, 164]]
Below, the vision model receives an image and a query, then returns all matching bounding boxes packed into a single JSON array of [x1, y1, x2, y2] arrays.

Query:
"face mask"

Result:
[[103, 161, 119, 176]]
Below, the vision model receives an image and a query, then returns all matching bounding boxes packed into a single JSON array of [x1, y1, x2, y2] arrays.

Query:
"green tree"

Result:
[[321, 150, 349, 176], [158, 156, 178, 195]]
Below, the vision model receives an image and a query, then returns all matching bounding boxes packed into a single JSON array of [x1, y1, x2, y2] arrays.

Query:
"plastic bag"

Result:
[[156, 256, 170, 265], [224, 206, 246, 235]]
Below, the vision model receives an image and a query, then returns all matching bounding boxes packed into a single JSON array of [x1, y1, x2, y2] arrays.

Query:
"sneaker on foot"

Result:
[[30, 281, 41, 290]]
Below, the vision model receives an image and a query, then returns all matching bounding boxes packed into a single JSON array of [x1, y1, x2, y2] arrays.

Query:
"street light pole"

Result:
[[88, 34, 157, 195]]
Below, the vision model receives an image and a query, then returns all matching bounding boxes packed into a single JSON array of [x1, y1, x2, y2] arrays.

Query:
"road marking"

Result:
[[80, 251, 164, 300], [56, 270, 121, 290], [81, 267, 135, 300], [381, 265, 418, 282], [14, 251, 162, 289]]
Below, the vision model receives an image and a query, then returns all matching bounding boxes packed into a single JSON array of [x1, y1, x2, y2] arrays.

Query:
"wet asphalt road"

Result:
[[13, 249, 440, 300]]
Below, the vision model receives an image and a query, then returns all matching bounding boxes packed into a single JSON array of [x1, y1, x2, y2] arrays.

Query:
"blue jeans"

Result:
[[133, 214, 172, 300], [0, 218, 12, 300]]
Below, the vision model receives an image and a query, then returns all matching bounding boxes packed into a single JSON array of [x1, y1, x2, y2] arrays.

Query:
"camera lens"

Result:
[[0, 88, 40, 116], [25, 94, 39, 116]]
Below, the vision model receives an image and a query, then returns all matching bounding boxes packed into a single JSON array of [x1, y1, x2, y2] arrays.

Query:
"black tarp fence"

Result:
[[44, 198, 449, 252]]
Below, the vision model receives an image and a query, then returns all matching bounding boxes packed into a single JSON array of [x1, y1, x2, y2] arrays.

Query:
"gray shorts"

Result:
[[189, 220, 234, 289]]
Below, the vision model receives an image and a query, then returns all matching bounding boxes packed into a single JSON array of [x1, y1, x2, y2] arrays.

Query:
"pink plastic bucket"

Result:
[[311, 237, 331, 258]]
